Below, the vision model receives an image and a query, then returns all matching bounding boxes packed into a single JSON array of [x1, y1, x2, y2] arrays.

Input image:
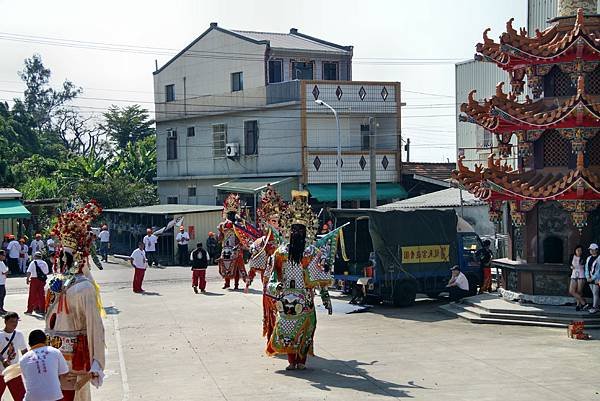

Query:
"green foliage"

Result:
[[101, 105, 155, 149], [3, 55, 157, 208]]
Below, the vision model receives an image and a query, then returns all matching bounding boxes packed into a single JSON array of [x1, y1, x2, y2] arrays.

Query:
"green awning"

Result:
[[0, 199, 31, 219], [307, 183, 407, 202]]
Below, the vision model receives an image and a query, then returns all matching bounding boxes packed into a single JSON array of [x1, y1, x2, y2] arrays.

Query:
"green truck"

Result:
[[330, 208, 484, 306]]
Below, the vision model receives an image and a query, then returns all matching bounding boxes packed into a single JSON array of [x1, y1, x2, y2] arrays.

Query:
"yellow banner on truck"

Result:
[[401, 245, 450, 264]]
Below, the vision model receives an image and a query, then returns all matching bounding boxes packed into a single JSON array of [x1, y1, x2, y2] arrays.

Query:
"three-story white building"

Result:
[[154, 23, 404, 215]]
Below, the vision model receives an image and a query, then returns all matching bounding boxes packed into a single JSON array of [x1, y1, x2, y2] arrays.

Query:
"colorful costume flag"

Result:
[[46, 200, 106, 401]]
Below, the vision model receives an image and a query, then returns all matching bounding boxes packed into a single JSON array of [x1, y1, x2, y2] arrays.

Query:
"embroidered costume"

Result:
[[45, 201, 106, 401], [217, 194, 248, 289], [246, 185, 287, 339], [265, 191, 332, 369]]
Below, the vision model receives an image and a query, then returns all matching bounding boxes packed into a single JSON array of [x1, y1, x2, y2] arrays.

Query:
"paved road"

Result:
[[4, 259, 600, 400]]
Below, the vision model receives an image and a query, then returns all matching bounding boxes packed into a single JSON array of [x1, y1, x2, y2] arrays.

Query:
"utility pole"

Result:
[[369, 117, 377, 208], [404, 138, 411, 163]]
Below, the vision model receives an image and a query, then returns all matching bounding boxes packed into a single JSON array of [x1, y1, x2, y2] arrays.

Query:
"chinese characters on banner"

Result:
[[401, 245, 450, 264]]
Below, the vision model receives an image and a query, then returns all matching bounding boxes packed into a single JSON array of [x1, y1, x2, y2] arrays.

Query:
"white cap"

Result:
[[589, 243, 599, 250]]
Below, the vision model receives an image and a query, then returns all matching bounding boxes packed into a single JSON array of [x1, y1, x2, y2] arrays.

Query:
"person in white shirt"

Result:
[[29, 234, 45, 257], [98, 225, 110, 262], [176, 226, 190, 266], [0, 251, 8, 314], [130, 242, 147, 293], [46, 236, 55, 255], [143, 228, 159, 267], [446, 265, 470, 302], [20, 329, 69, 401], [6, 236, 21, 275], [0, 312, 28, 400], [18, 238, 29, 274], [25, 252, 49, 315]]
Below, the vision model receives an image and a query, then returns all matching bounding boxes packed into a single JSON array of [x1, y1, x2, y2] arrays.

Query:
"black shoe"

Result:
[[576, 305, 582, 311], [193, 286, 198, 294], [201, 289, 206, 293]]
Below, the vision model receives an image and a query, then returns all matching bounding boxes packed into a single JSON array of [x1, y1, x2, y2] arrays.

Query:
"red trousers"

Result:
[[480, 267, 492, 293], [26, 278, 45, 313], [287, 353, 307, 365], [192, 269, 206, 290], [60, 389, 75, 401], [0, 375, 26, 401], [133, 268, 146, 293], [224, 269, 241, 288]]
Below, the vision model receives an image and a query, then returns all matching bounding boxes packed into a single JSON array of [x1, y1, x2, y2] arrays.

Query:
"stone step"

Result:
[[460, 304, 600, 327], [439, 303, 600, 329]]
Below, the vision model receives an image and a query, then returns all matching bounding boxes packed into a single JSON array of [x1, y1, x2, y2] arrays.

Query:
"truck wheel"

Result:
[[392, 279, 417, 307], [465, 273, 479, 297]]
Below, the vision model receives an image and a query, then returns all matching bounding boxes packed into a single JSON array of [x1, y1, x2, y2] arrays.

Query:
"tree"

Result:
[[101, 105, 155, 149], [16, 54, 81, 132], [113, 136, 157, 184]]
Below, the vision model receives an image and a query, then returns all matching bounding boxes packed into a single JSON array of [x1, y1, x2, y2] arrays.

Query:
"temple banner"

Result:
[[401, 245, 450, 264]]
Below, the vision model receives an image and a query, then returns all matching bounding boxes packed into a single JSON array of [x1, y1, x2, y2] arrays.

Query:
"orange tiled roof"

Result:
[[452, 154, 600, 201], [477, 10, 600, 69], [460, 79, 600, 133]]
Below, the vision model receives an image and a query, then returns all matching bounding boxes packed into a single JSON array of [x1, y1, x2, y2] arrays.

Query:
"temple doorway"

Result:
[[542, 236, 563, 263]]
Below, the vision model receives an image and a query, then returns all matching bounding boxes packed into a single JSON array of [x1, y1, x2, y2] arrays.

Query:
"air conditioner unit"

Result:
[[226, 142, 240, 157], [167, 129, 177, 138]]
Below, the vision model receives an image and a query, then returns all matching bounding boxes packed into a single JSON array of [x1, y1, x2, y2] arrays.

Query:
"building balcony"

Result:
[[306, 150, 398, 184]]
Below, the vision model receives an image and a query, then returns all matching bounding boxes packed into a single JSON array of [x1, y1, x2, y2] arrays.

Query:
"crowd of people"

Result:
[[1, 233, 55, 276], [569, 243, 600, 314]]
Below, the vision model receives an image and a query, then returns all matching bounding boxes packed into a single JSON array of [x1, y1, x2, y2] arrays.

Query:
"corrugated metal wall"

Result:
[[175, 210, 223, 249], [528, 0, 558, 32], [0, 219, 18, 241]]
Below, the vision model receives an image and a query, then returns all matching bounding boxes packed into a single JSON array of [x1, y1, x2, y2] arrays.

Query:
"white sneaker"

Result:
[[589, 308, 598, 314]]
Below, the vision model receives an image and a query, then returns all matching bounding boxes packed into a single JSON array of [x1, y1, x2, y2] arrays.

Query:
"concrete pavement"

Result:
[[3, 260, 600, 401]]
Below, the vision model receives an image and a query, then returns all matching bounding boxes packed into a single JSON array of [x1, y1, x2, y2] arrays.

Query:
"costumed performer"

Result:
[[45, 201, 106, 401], [217, 194, 248, 290], [266, 191, 333, 370], [245, 185, 287, 341]]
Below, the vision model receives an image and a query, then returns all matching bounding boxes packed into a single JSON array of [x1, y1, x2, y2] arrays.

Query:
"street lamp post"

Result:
[[315, 99, 342, 209]]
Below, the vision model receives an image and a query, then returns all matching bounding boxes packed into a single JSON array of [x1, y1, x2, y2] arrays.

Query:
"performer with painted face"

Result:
[[245, 185, 287, 340], [45, 201, 106, 401], [266, 191, 333, 370], [217, 194, 248, 290]]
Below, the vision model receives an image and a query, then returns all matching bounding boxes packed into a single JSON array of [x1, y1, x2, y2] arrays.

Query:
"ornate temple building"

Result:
[[453, 0, 600, 301]]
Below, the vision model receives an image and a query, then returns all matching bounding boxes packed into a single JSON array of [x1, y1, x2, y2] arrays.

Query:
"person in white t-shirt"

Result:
[[130, 242, 147, 293], [447, 265, 470, 302], [176, 226, 190, 266], [20, 329, 69, 401], [143, 228, 159, 268], [98, 225, 110, 263], [19, 238, 29, 274], [6, 236, 21, 275], [25, 252, 49, 315], [29, 234, 45, 257], [0, 251, 9, 314], [0, 312, 28, 400]]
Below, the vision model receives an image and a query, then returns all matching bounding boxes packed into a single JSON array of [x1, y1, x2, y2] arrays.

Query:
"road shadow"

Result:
[[141, 291, 161, 296], [330, 291, 454, 323], [200, 292, 224, 297], [104, 306, 121, 315], [242, 288, 263, 295], [275, 357, 426, 398]]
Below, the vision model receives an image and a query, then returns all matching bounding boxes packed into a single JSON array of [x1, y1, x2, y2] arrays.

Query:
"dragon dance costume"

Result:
[[46, 201, 106, 401], [265, 191, 332, 369], [217, 194, 248, 289], [246, 185, 287, 339]]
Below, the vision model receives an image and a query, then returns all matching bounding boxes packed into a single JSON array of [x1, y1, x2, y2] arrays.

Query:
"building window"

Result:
[[167, 196, 178, 204], [544, 66, 576, 97], [167, 129, 177, 160], [244, 120, 258, 155], [165, 84, 175, 102], [231, 72, 243, 92], [212, 124, 227, 158], [187, 126, 195, 137], [360, 124, 370, 150], [268, 60, 283, 83], [292, 62, 313, 80], [323, 62, 338, 80], [187, 187, 197, 197]]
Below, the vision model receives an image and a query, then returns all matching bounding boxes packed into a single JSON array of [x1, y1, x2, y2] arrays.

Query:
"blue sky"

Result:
[[0, 0, 527, 162]]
